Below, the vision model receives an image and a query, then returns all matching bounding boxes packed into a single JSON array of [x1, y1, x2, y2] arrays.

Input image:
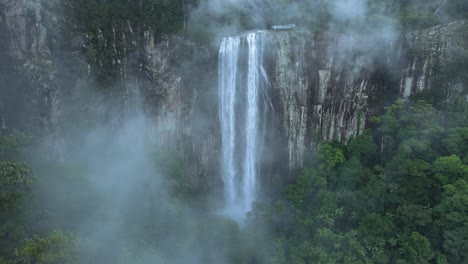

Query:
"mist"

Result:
[[1, 0, 466, 263], [26, 91, 244, 263], [9, 0, 401, 262], [189, 0, 399, 43]]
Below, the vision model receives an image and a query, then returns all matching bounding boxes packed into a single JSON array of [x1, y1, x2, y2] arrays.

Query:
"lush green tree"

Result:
[[250, 96, 468, 263], [444, 128, 468, 162], [394, 232, 433, 263], [11, 231, 79, 264], [0, 162, 33, 259], [434, 180, 468, 263], [432, 155, 467, 185]]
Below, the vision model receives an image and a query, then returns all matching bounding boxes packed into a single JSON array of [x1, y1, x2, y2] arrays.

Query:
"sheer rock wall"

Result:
[[0, 0, 465, 185]]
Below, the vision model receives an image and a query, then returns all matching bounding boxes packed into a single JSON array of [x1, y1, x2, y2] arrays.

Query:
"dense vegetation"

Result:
[[244, 98, 468, 263], [1, 0, 467, 263], [1, 95, 466, 263], [0, 132, 79, 263]]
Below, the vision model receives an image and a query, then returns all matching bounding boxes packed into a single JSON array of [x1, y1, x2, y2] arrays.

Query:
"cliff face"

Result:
[[0, 0, 219, 188], [400, 20, 467, 99], [263, 22, 466, 176], [139, 35, 219, 188], [265, 30, 389, 172], [0, 1, 466, 186], [0, 0, 58, 132]]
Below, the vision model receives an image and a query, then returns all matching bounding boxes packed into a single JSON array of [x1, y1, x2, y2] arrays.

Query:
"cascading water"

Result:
[[218, 31, 270, 221]]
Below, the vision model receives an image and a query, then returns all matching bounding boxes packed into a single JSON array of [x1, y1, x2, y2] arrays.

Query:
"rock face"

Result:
[[0, 1, 466, 187], [265, 30, 385, 174], [0, 0, 219, 188], [400, 20, 467, 99], [0, 0, 58, 132], [139, 35, 219, 188], [261, 22, 466, 177]]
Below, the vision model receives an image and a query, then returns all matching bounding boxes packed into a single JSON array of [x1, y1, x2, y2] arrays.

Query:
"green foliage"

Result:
[[0, 131, 81, 263], [432, 155, 467, 185], [395, 232, 433, 264], [12, 231, 79, 264], [247, 97, 468, 263], [0, 161, 81, 264], [434, 180, 468, 263], [444, 128, 468, 161], [317, 144, 345, 172], [2, 0, 468, 253], [0, 162, 33, 209], [0, 162, 33, 259]]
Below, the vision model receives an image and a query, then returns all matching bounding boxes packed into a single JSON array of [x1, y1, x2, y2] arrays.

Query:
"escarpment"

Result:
[[0, 1, 466, 186]]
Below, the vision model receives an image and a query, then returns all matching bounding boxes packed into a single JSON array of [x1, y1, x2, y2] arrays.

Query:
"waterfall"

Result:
[[218, 32, 269, 220]]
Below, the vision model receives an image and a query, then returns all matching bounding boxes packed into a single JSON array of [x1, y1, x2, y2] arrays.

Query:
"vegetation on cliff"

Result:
[[246, 98, 467, 263], [58, 0, 468, 85], [1, 94, 466, 263], [0, 0, 467, 263]]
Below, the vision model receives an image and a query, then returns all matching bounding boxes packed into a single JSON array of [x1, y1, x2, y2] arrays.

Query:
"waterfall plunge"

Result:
[[219, 32, 270, 221]]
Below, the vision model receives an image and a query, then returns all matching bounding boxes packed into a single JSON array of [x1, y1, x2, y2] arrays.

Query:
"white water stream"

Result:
[[218, 31, 269, 220]]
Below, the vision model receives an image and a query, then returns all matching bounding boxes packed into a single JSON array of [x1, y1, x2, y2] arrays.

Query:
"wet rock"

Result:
[[0, 1, 465, 185]]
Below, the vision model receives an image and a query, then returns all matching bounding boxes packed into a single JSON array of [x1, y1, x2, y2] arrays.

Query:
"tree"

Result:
[[432, 155, 467, 186], [11, 231, 79, 264], [0, 162, 33, 259], [434, 180, 468, 263], [444, 128, 468, 162], [394, 232, 433, 264]]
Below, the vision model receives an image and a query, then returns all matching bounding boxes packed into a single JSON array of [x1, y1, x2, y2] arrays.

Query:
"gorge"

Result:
[[0, 1, 466, 190], [0, 0, 467, 263]]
